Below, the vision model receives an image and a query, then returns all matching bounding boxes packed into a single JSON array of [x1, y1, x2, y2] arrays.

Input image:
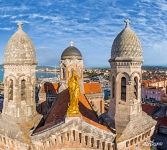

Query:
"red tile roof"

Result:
[[40, 82, 59, 94], [157, 118, 167, 126], [84, 82, 102, 94], [142, 104, 167, 127], [33, 88, 109, 134], [142, 104, 158, 115]]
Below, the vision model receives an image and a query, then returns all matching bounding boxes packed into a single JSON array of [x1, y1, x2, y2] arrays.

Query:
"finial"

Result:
[[70, 41, 74, 47], [124, 19, 130, 28], [17, 21, 23, 30]]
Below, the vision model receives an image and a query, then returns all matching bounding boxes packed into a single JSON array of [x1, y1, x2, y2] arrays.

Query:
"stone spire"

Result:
[[17, 21, 23, 30], [110, 19, 143, 61], [3, 23, 37, 123], [4, 22, 37, 65], [124, 18, 130, 28]]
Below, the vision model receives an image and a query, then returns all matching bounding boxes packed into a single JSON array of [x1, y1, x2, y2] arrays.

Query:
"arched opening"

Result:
[[67, 132, 70, 141], [61, 136, 63, 143], [138, 136, 141, 142], [121, 77, 126, 101], [62, 68, 66, 79], [85, 136, 88, 145], [112, 76, 115, 98], [108, 143, 111, 150], [91, 137, 94, 147], [73, 130, 75, 141], [130, 139, 133, 145], [21, 79, 26, 101], [79, 133, 82, 143], [8, 79, 13, 101], [134, 77, 138, 99], [126, 141, 129, 147], [102, 142, 105, 150], [97, 140, 100, 148]]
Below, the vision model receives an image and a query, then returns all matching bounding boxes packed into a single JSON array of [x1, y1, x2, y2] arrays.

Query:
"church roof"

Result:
[[40, 82, 59, 94], [33, 89, 109, 134], [117, 112, 157, 142], [61, 42, 82, 60], [84, 82, 102, 94], [111, 19, 143, 61], [4, 22, 37, 65]]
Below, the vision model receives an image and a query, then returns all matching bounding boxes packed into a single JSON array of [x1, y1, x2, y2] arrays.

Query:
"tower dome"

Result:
[[111, 19, 143, 61], [4, 22, 37, 65], [61, 41, 82, 60]]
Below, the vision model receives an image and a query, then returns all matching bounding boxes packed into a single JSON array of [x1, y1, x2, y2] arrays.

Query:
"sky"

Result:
[[0, 0, 167, 67]]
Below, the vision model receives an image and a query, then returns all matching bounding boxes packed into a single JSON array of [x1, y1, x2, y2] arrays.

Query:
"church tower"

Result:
[[60, 42, 84, 92], [3, 23, 37, 123], [108, 19, 143, 134], [107, 19, 156, 149]]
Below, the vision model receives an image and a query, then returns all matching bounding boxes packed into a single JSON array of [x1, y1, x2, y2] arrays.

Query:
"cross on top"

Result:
[[124, 19, 130, 28], [17, 21, 23, 30], [70, 41, 75, 46]]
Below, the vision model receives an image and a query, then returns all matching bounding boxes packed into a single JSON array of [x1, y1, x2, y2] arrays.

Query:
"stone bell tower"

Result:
[[3, 22, 37, 123], [108, 19, 143, 134], [60, 41, 84, 92]]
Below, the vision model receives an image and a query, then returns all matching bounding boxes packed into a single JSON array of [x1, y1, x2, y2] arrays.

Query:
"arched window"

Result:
[[121, 77, 126, 101], [112, 77, 115, 98], [21, 79, 26, 101], [62, 68, 66, 79], [134, 77, 138, 99], [8, 79, 13, 100]]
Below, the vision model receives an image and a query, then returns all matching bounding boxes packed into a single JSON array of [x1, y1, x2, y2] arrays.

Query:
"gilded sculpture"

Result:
[[67, 70, 80, 116]]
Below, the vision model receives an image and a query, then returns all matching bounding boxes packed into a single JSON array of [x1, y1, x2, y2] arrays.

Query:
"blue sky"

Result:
[[0, 0, 167, 67]]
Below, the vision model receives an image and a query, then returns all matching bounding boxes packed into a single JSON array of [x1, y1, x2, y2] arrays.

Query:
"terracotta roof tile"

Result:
[[157, 118, 167, 126], [84, 82, 102, 94], [142, 104, 167, 127], [40, 82, 59, 94], [33, 88, 108, 134], [142, 104, 158, 115]]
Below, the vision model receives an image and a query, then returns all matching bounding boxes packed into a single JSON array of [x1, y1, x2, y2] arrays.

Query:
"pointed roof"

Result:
[[4, 22, 37, 65], [111, 19, 143, 61], [33, 89, 109, 134]]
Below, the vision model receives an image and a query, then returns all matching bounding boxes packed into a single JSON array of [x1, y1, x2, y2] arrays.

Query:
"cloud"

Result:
[[0, 27, 13, 31], [11, 20, 30, 24], [0, 0, 167, 67]]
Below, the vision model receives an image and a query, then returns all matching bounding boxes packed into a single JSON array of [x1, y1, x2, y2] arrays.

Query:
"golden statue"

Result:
[[67, 70, 81, 116]]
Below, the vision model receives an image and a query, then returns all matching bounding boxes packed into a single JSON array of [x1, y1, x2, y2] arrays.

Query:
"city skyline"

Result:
[[0, 0, 167, 67]]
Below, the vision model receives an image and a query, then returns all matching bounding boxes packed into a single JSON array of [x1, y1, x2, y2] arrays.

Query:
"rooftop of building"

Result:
[[143, 86, 164, 90], [33, 88, 110, 135], [39, 81, 103, 95], [84, 82, 102, 94], [142, 103, 167, 127], [110, 19, 143, 62], [61, 41, 82, 60], [4, 22, 37, 65]]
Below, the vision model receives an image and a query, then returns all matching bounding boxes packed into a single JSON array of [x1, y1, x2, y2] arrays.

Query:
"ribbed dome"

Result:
[[61, 42, 82, 60], [4, 23, 37, 65], [111, 20, 143, 61]]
